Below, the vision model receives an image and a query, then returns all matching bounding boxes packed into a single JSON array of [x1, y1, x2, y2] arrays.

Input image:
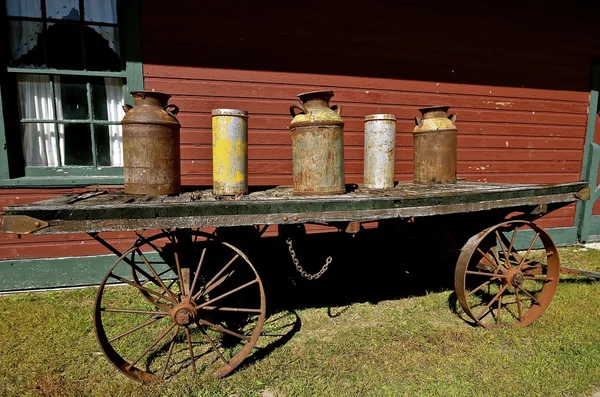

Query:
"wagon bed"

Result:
[[1, 181, 589, 235]]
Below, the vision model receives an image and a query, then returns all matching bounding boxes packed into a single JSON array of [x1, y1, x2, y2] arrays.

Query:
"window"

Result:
[[0, 0, 142, 185]]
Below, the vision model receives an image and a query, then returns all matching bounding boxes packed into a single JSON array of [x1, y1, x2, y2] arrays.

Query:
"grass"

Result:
[[0, 246, 599, 397]]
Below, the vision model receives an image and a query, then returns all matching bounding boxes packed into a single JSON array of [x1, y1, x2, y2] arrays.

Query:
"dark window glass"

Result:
[[94, 125, 111, 166], [63, 124, 92, 165], [58, 76, 88, 120]]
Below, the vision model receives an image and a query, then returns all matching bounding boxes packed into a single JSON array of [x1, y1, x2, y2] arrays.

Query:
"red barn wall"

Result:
[[1, 0, 599, 260]]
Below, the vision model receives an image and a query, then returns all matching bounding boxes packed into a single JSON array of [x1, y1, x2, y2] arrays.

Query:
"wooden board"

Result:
[[2, 182, 588, 234]]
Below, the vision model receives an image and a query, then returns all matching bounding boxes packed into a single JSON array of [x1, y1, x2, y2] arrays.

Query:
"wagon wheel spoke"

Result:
[[108, 316, 164, 343], [198, 319, 251, 341], [515, 289, 523, 321], [194, 254, 240, 300], [137, 249, 179, 302], [465, 270, 506, 279], [94, 229, 266, 383], [465, 280, 493, 298], [476, 248, 502, 271], [184, 327, 197, 373], [109, 273, 177, 306], [199, 325, 229, 365], [126, 323, 177, 370], [188, 247, 207, 302], [497, 228, 522, 265], [476, 283, 508, 320], [160, 326, 180, 380], [518, 233, 540, 268], [495, 230, 512, 269]]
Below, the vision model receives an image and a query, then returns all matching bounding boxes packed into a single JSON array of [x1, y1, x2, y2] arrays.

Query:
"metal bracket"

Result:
[[0, 215, 48, 234], [529, 204, 548, 215], [576, 187, 591, 201]]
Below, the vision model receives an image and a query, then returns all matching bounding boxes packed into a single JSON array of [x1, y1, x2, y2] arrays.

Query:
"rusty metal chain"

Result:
[[285, 238, 332, 280]]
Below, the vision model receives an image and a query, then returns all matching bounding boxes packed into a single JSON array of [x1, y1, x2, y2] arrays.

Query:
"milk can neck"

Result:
[[303, 98, 329, 110], [131, 91, 171, 107]]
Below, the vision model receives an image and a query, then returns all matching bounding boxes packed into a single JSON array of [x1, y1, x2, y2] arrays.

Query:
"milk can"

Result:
[[364, 114, 396, 190], [413, 105, 457, 184], [289, 90, 345, 195], [121, 91, 181, 195], [212, 109, 248, 196]]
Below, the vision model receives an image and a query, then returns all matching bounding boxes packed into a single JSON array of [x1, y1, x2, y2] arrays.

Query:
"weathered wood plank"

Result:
[[3, 182, 587, 227]]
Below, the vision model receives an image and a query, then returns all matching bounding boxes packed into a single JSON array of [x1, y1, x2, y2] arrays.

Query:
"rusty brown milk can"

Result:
[[121, 91, 181, 195], [413, 105, 457, 184], [289, 90, 345, 195]]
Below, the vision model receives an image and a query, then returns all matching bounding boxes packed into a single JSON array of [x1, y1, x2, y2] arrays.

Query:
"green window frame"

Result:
[[0, 0, 142, 187]]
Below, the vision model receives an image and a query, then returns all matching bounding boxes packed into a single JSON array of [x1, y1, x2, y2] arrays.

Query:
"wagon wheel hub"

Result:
[[171, 302, 198, 326], [511, 272, 525, 287]]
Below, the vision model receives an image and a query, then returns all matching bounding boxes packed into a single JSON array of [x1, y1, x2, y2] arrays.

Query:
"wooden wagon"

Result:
[[0, 180, 591, 382]]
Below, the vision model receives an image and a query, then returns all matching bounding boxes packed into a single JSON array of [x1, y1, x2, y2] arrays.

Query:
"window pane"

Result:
[[46, 22, 83, 69], [84, 0, 117, 23], [63, 124, 93, 165], [21, 123, 60, 166], [94, 125, 114, 166], [57, 76, 89, 120], [85, 26, 120, 71], [6, 0, 42, 18], [16, 74, 53, 121], [46, 0, 79, 20], [92, 77, 124, 120], [8, 21, 45, 67]]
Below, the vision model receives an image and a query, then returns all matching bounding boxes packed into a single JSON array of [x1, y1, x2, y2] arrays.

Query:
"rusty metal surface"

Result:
[[2, 182, 586, 234], [558, 266, 600, 279], [122, 91, 181, 195], [212, 109, 248, 196], [454, 220, 560, 327], [289, 90, 345, 195], [93, 230, 266, 382], [0, 215, 48, 234], [364, 114, 396, 190], [413, 105, 457, 184]]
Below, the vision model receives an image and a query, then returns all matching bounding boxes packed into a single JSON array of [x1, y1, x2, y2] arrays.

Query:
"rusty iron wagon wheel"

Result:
[[454, 220, 559, 328], [94, 229, 266, 382]]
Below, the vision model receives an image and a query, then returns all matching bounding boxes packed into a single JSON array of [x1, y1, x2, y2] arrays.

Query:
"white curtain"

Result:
[[8, 0, 119, 61], [105, 78, 124, 166], [18, 75, 124, 167], [7, 0, 43, 62], [17, 75, 62, 166]]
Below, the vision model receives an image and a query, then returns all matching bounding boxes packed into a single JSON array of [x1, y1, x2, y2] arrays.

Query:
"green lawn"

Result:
[[0, 246, 599, 397]]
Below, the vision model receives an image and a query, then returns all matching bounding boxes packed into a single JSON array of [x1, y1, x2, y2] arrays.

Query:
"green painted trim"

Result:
[[25, 166, 123, 178], [511, 226, 578, 250], [590, 216, 600, 236], [7, 68, 127, 78], [581, 61, 600, 181], [0, 175, 124, 187], [0, 252, 163, 292], [122, 0, 143, 106], [577, 61, 600, 242], [0, 85, 9, 180]]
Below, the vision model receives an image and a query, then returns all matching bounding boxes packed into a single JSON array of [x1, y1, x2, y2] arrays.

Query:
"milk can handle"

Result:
[[122, 104, 133, 113], [414, 117, 422, 127], [164, 104, 180, 117], [290, 103, 308, 117], [449, 114, 457, 124], [330, 104, 342, 116]]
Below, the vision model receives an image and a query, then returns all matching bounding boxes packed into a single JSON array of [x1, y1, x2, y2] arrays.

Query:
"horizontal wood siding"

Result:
[[142, 0, 597, 229], [1, 0, 599, 260]]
